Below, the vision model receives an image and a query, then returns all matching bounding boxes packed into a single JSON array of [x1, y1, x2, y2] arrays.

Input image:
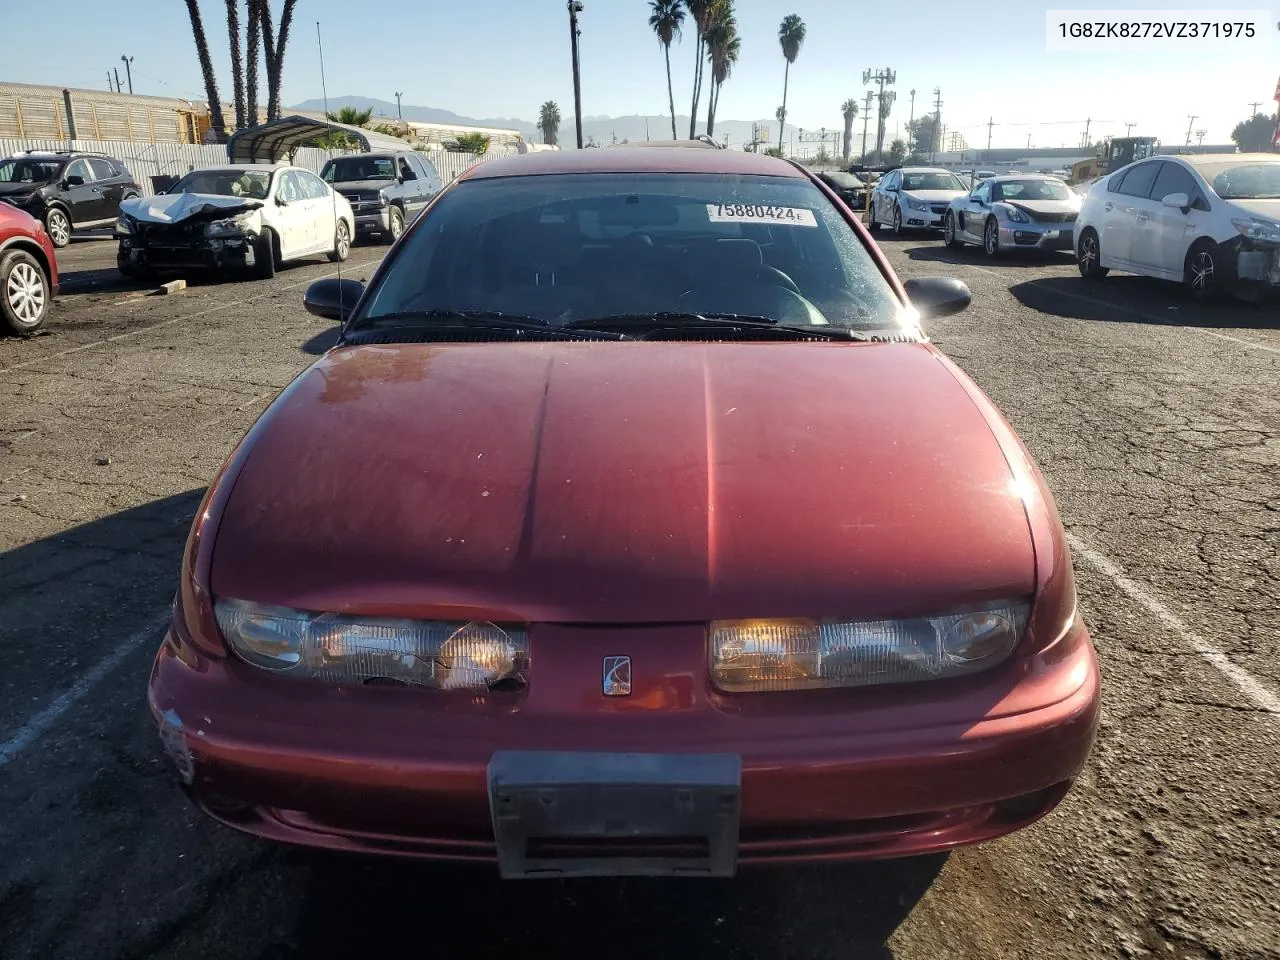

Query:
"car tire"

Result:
[[943, 212, 962, 249], [383, 206, 405, 245], [44, 207, 72, 248], [253, 229, 277, 280], [1183, 240, 1222, 303], [1, 250, 51, 336], [1077, 228, 1108, 279], [983, 217, 1001, 258], [867, 207, 881, 233], [892, 204, 903, 235], [328, 219, 351, 263]]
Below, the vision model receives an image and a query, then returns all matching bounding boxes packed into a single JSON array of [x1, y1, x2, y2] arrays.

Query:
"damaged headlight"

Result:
[[114, 215, 134, 235], [204, 215, 255, 238], [1232, 218, 1280, 243]]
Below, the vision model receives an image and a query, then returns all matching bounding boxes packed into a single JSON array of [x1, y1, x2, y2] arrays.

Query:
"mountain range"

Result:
[[292, 95, 808, 151]]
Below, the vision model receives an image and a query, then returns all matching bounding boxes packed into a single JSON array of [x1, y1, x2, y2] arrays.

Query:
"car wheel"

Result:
[[1077, 228, 1108, 279], [253, 229, 277, 279], [1183, 240, 1221, 302], [1, 250, 51, 336], [943, 212, 962, 249], [328, 220, 351, 263], [44, 208, 71, 248], [892, 204, 903, 235], [384, 206, 405, 245], [983, 217, 1001, 258]]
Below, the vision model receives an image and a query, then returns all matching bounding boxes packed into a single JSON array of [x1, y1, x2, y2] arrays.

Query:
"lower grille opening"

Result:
[[526, 836, 710, 859]]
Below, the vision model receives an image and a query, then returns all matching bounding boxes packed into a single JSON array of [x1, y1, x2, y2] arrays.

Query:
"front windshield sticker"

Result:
[[706, 203, 818, 227]]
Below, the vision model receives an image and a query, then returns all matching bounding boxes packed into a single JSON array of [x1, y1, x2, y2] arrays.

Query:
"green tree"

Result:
[[776, 14, 806, 146], [841, 98, 858, 161], [648, 0, 685, 140], [888, 138, 907, 166], [538, 101, 561, 146], [448, 132, 490, 154], [184, 0, 226, 140], [704, 0, 739, 136], [906, 115, 939, 156], [312, 106, 373, 149], [258, 0, 298, 122], [246, 0, 261, 126], [226, 0, 245, 130], [1231, 113, 1277, 152], [686, 0, 713, 138]]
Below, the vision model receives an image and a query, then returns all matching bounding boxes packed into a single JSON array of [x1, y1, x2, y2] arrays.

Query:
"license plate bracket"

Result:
[[487, 751, 742, 879]]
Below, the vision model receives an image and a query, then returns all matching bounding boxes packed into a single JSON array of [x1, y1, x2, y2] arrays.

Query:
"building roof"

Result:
[[460, 147, 804, 180]]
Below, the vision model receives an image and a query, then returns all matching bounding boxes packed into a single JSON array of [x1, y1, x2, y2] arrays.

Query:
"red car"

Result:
[[149, 149, 1099, 878], [0, 201, 58, 335]]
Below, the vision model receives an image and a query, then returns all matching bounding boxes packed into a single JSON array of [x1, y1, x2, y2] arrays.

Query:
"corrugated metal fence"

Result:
[[1, 137, 518, 197]]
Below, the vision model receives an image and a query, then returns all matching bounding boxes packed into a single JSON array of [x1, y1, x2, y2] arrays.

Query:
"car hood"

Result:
[[1225, 198, 1280, 221], [211, 342, 1036, 623], [903, 189, 966, 203], [1004, 199, 1080, 217], [120, 192, 263, 225], [331, 178, 395, 193], [0, 182, 41, 199]]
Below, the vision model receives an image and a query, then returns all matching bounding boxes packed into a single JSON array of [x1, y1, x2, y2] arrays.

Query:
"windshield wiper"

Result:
[[565, 312, 869, 341], [347, 310, 628, 341]]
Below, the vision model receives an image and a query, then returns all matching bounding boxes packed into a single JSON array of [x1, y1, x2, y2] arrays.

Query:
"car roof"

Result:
[[988, 173, 1058, 182], [897, 167, 953, 174], [461, 147, 805, 180], [195, 164, 290, 173], [617, 138, 721, 150], [1179, 152, 1279, 169]]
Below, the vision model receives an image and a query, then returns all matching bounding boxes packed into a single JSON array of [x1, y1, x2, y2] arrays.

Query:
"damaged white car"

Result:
[[1076, 153, 1280, 302], [115, 164, 354, 280]]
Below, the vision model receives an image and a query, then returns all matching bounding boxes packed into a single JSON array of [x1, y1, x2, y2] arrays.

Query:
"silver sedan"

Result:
[[942, 175, 1082, 257]]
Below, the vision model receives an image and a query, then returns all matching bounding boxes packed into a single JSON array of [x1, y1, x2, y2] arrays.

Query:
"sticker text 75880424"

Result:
[[706, 203, 818, 227]]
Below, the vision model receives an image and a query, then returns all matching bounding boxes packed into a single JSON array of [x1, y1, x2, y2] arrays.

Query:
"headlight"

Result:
[[1002, 205, 1030, 223], [378, 194, 389, 207], [1232, 218, 1280, 242], [204, 215, 253, 238], [213, 598, 529, 690], [114, 215, 133, 235], [709, 602, 1029, 693], [905, 196, 929, 211]]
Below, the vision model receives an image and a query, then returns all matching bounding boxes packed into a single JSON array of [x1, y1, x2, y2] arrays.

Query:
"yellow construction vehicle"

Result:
[[1068, 136, 1160, 187]]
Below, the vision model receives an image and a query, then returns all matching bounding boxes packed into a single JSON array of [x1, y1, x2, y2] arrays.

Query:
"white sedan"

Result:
[[116, 164, 354, 280], [1075, 152, 1280, 301], [867, 167, 969, 234]]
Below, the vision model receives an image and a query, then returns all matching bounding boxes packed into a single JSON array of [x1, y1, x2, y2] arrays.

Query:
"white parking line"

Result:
[[0, 610, 172, 766], [1067, 533, 1280, 720], [0, 256, 380, 377]]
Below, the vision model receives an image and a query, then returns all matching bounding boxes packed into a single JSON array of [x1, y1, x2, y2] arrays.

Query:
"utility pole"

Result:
[[1124, 121, 1135, 137], [567, 1, 585, 149], [106, 71, 114, 92], [862, 67, 896, 164], [395, 92, 403, 119], [986, 117, 994, 159], [860, 89, 874, 163], [1185, 114, 1197, 145], [1027, 132, 1032, 150], [1195, 129, 1207, 145], [1081, 117, 1091, 148], [930, 87, 942, 163], [113, 68, 123, 94], [120, 56, 134, 94], [1249, 101, 1262, 116]]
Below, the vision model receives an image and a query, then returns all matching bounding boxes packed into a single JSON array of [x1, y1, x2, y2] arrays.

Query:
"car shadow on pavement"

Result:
[[904, 244, 1075, 270], [1009, 276, 1279, 329], [300, 324, 342, 355], [277, 849, 947, 959]]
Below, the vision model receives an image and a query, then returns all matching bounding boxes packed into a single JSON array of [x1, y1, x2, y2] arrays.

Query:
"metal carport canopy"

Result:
[[226, 114, 410, 163]]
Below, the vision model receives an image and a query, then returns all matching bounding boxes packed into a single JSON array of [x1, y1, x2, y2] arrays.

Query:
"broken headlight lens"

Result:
[[709, 602, 1029, 693], [204, 216, 253, 238], [114, 215, 134, 235], [1232, 218, 1280, 243], [213, 597, 529, 690]]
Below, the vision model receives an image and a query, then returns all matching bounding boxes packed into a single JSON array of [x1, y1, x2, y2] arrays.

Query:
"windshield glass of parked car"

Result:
[[321, 156, 397, 182], [1202, 162, 1280, 200], [0, 159, 63, 183], [824, 172, 863, 188], [901, 171, 966, 192], [169, 169, 271, 199], [993, 179, 1072, 201], [357, 172, 904, 332]]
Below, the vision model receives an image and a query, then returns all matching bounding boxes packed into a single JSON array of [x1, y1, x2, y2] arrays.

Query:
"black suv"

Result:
[[0, 150, 141, 248]]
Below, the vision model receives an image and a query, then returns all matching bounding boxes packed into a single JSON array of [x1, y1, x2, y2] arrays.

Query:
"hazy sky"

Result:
[[4, 0, 1277, 147]]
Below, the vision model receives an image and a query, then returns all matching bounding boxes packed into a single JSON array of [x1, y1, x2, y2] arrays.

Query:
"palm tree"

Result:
[[841, 98, 858, 162], [776, 14, 806, 146], [648, 0, 685, 140], [328, 106, 373, 127], [775, 105, 786, 155], [703, 1, 738, 137], [539, 101, 561, 146], [258, 0, 297, 122], [184, 0, 226, 140], [686, 0, 712, 139], [226, 0, 245, 130], [246, 0, 261, 126]]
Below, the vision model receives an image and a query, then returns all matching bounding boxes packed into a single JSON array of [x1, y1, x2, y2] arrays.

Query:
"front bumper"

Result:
[[902, 205, 949, 229], [118, 235, 258, 273], [149, 617, 1100, 870], [998, 220, 1076, 250], [345, 200, 390, 234]]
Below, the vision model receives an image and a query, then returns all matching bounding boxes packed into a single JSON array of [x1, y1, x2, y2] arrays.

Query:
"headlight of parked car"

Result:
[[905, 196, 929, 211], [1002, 205, 1030, 223], [709, 601, 1029, 693], [114, 215, 133, 235], [214, 597, 529, 690], [204, 215, 254, 238], [1232, 218, 1280, 243]]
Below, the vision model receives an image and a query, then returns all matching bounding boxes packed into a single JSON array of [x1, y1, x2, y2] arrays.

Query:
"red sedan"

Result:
[[0, 200, 58, 335], [148, 148, 1099, 878]]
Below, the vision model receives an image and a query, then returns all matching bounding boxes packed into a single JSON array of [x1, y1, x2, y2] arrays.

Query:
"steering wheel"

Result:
[[718, 265, 802, 296]]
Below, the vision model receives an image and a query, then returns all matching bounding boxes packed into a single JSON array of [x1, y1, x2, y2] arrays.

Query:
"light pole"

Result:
[[863, 67, 896, 163], [1185, 114, 1197, 146], [568, 1, 585, 149], [120, 56, 134, 94], [395, 91, 403, 119]]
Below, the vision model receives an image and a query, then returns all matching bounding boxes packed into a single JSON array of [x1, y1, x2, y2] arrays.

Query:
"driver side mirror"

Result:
[[64, 175, 85, 187], [1161, 192, 1190, 211], [886, 185, 899, 192], [304, 277, 366, 322], [971, 195, 984, 204], [903, 276, 971, 320]]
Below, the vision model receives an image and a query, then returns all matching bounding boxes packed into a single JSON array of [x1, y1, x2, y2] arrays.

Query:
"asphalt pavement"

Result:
[[0, 230, 1277, 960]]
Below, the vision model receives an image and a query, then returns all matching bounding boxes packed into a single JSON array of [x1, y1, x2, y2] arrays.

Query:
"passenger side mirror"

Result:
[[304, 277, 366, 322], [1161, 192, 1190, 210], [65, 175, 85, 187], [886, 185, 899, 192], [903, 276, 972, 320], [971, 194, 984, 204]]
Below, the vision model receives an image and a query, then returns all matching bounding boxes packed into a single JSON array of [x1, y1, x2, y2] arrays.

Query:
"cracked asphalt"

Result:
[[0, 229, 1277, 960]]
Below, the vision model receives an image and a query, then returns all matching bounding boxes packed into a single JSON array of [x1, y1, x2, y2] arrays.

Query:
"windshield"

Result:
[[0, 158, 63, 183], [357, 172, 904, 334], [321, 156, 397, 183], [901, 171, 966, 192], [1198, 162, 1280, 200], [169, 169, 271, 199], [824, 172, 863, 188], [993, 179, 1072, 201]]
